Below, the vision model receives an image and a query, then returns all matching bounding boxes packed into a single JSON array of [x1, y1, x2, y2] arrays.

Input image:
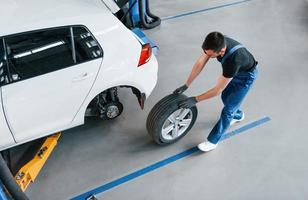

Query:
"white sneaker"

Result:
[[197, 141, 217, 152], [230, 112, 245, 126]]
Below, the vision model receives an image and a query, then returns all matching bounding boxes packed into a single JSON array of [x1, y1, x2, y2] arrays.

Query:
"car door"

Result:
[[0, 39, 16, 150], [1, 26, 103, 143]]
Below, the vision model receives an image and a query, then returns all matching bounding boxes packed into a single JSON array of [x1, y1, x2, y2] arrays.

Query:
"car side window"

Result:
[[0, 39, 9, 86], [3, 26, 103, 83], [73, 26, 103, 63], [4, 28, 74, 81]]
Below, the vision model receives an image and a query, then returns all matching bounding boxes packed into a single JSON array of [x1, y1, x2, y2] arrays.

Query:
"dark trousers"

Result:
[[207, 67, 258, 144]]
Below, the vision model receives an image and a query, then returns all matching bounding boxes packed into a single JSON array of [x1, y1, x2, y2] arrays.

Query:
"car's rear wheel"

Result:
[[146, 94, 198, 145]]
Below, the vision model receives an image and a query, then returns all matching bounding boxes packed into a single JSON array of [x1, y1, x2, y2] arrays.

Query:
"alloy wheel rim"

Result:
[[161, 108, 193, 141]]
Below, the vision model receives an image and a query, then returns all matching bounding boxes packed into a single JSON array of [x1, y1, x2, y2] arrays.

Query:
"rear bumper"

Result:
[[139, 55, 158, 97], [133, 54, 158, 109], [130, 28, 159, 108]]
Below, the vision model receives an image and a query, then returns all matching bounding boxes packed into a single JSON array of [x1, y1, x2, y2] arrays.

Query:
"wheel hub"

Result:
[[106, 105, 120, 119]]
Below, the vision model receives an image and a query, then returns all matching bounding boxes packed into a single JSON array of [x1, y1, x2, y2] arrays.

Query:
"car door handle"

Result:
[[72, 73, 91, 82]]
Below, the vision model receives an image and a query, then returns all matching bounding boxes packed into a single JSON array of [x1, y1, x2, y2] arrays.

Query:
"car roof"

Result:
[[0, 0, 114, 37]]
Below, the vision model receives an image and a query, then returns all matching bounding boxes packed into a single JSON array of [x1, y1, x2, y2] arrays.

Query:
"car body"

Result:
[[0, 0, 158, 151]]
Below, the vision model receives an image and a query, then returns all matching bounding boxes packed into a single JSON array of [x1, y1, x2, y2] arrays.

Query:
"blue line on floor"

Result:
[[162, 0, 252, 21], [221, 116, 271, 141], [71, 116, 270, 200]]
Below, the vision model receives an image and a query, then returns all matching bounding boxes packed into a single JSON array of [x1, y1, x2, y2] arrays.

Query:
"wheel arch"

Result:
[[84, 85, 145, 117]]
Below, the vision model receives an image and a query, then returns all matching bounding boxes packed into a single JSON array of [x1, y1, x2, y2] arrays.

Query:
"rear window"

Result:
[[73, 26, 103, 63]]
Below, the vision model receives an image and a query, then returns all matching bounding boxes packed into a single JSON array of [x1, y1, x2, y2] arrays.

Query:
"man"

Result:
[[174, 31, 258, 152]]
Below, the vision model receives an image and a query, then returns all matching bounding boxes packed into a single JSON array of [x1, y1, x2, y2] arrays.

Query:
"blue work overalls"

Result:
[[207, 45, 258, 144]]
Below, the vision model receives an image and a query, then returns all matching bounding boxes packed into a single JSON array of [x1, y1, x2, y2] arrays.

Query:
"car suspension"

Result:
[[86, 87, 123, 120]]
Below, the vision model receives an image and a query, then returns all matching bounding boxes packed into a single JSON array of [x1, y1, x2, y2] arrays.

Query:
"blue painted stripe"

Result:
[[71, 116, 270, 200], [71, 147, 199, 200], [162, 0, 252, 21], [221, 116, 271, 141]]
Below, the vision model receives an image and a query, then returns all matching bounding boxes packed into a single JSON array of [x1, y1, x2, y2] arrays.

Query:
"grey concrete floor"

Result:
[[23, 0, 308, 199]]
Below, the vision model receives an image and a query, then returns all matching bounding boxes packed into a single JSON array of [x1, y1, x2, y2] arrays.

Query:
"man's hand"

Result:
[[178, 97, 197, 108], [173, 84, 188, 95]]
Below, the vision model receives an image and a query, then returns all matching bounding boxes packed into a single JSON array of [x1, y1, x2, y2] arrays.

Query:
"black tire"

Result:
[[146, 94, 198, 145]]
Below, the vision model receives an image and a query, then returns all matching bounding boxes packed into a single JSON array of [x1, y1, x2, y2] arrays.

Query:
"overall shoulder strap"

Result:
[[221, 44, 244, 65]]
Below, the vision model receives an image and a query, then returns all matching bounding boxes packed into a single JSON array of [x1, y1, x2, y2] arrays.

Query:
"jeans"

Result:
[[207, 67, 259, 144]]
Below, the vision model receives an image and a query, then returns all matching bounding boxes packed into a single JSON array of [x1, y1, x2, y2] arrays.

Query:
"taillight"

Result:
[[138, 43, 152, 67]]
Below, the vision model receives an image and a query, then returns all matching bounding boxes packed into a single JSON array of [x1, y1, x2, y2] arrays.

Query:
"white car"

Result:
[[0, 0, 158, 151]]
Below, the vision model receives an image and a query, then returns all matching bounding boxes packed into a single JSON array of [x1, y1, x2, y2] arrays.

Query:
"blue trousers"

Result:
[[207, 67, 258, 144]]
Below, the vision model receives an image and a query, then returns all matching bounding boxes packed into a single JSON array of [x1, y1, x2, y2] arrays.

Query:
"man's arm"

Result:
[[195, 75, 231, 102], [185, 53, 210, 86]]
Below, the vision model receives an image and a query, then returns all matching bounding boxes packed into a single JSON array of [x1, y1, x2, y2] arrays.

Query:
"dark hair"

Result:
[[202, 32, 226, 53]]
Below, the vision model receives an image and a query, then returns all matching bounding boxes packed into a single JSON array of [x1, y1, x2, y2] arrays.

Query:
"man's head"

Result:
[[202, 32, 226, 58]]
